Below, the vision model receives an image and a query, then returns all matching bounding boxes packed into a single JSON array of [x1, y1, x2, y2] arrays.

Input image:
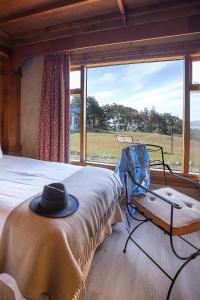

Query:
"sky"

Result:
[[70, 60, 200, 122]]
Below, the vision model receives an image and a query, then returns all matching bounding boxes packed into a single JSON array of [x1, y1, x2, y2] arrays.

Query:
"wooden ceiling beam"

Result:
[[0, 0, 100, 25], [12, 1, 200, 47], [1, 0, 198, 27], [70, 39, 200, 66], [116, 0, 126, 25], [11, 15, 200, 71]]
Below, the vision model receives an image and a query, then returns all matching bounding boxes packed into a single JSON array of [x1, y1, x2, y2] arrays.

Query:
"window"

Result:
[[190, 92, 200, 173], [189, 59, 200, 173], [69, 57, 200, 178], [192, 60, 200, 85], [70, 95, 80, 161], [86, 60, 183, 170]]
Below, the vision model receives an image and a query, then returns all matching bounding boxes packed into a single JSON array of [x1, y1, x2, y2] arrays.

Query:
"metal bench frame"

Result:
[[123, 163, 200, 300]]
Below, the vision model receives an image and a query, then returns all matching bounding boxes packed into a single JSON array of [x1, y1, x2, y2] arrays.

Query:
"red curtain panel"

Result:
[[38, 52, 70, 163]]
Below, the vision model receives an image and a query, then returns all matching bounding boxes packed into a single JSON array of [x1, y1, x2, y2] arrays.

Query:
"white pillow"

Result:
[[0, 145, 3, 159]]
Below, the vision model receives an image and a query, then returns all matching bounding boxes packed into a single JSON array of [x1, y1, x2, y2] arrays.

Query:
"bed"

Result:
[[0, 155, 123, 300]]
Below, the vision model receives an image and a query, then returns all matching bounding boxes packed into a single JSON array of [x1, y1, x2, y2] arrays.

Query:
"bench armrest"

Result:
[[153, 163, 200, 187]]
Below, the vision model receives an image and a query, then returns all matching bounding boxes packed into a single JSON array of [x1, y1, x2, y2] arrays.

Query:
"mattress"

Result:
[[0, 155, 82, 235]]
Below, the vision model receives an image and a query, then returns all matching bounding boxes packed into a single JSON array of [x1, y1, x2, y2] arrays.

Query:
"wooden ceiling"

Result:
[[0, 0, 200, 69], [0, 0, 199, 47]]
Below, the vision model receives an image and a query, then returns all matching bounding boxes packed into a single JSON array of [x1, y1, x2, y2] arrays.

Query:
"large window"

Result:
[[69, 57, 200, 177], [86, 60, 183, 170]]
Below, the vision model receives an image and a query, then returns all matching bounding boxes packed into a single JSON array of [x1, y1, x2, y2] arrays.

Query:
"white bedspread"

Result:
[[0, 156, 82, 234]]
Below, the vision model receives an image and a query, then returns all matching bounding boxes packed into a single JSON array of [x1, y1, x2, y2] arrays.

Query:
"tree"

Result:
[[86, 96, 105, 129], [70, 95, 80, 107], [139, 107, 150, 132], [102, 103, 139, 131], [70, 95, 106, 130], [71, 96, 183, 135]]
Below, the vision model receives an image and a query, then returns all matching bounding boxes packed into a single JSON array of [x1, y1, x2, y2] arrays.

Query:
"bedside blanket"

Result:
[[0, 166, 123, 300]]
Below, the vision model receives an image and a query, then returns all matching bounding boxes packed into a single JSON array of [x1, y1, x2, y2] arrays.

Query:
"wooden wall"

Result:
[[0, 54, 43, 158], [0, 58, 21, 155], [21, 55, 44, 158]]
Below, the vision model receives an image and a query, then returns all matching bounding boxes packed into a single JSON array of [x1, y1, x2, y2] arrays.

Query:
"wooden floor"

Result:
[[86, 210, 200, 300]]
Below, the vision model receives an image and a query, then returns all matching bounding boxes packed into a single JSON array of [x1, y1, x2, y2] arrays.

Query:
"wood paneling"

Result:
[[10, 1, 200, 47], [0, 59, 21, 155], [0, 0, 100, 25], [0, 1, 115, 36], [21, 55, 44, 158], [116, 0, 126, 25], [0, 0, 199, 70], [70, 39, 200, 67], [11, 15, 200, 71]]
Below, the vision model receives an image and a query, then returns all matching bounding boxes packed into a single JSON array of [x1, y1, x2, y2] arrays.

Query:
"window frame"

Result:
[[70, 57, 200, 183]]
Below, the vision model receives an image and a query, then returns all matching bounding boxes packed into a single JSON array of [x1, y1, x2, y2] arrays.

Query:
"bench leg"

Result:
[[167, 250, 200, 300], [123, 219, 149, 253]]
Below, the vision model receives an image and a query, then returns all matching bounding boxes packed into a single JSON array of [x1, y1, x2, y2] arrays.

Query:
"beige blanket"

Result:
[[0, 166, 123, 300]]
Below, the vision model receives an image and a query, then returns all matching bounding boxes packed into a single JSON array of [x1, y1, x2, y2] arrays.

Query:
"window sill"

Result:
[[71, 160, 199, 189]]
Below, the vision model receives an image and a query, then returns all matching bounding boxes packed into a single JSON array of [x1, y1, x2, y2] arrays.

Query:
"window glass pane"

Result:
[[70, 71, 81, 89], [86, 60, 183, 170], [192, 61, 200, 85], [70, 95, 80, 161], [190, 92, 200, 173]]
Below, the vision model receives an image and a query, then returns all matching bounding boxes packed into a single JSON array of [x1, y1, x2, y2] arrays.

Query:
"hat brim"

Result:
[[29, 194, 79, 218]]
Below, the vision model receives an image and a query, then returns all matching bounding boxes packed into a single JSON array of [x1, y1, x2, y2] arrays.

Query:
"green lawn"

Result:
[[70, 131, 200, 173]]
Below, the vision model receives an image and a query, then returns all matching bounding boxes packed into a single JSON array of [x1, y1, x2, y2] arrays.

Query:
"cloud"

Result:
[[121, 60, 171, 83], [91, 90, 115, 104], [117, 81, 183, 117], [99, 72, 116, 82], [87, 69, 117, 91], [87, 60, 185, 117]]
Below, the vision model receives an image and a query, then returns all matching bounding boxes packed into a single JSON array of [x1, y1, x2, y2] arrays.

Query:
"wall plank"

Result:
[[0, 59, 21, 155], [21, 55, 44, 158]]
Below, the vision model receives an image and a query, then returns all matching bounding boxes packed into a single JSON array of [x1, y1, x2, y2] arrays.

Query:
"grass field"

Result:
[[70, 131, 200, 173]]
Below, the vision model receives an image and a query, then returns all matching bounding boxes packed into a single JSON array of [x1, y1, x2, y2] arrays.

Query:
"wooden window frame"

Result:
[[70, 56, 200, 186]]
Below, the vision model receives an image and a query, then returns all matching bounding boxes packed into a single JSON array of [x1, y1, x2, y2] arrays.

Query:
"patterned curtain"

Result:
[[38, 52, 70, 163]]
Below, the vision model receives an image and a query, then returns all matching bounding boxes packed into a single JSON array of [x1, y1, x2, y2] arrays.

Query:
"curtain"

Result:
[[38, 52, 70, 163]]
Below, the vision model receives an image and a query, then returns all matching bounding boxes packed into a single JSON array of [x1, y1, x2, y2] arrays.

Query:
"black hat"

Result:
[[29, 182, 79, 218]]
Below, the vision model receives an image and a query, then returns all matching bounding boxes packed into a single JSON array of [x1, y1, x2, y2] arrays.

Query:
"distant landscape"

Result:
[[191, 120, 200, 129], [71, 96, 182, 135], [70, 96, 200, 173]]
